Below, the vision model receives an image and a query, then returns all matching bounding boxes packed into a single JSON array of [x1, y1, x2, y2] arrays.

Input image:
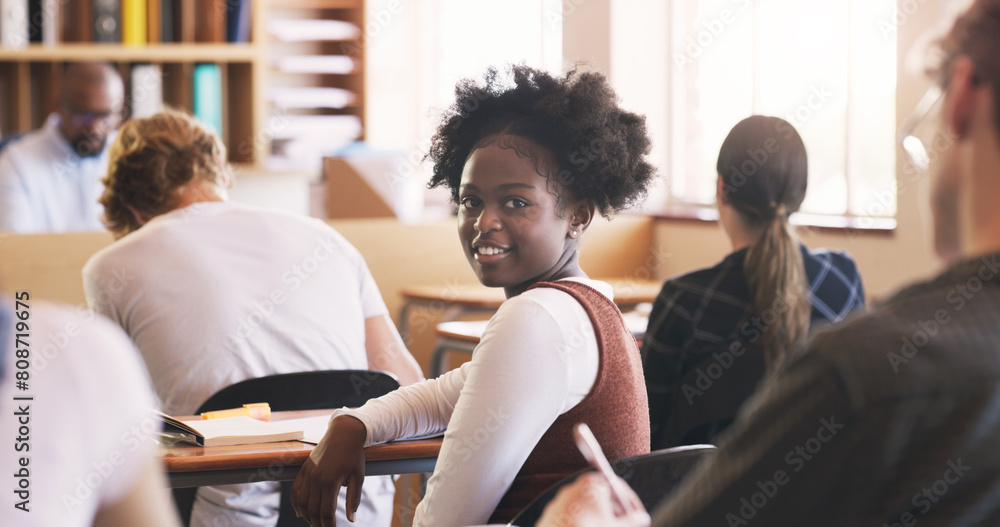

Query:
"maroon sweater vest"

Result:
[[488, 280, 650, 523]]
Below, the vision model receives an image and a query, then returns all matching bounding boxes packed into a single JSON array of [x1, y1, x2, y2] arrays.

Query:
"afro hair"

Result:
[[426, 65, 656, 218]]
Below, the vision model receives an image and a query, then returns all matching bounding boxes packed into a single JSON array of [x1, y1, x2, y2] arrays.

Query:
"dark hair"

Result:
[[936, 0, 1000, 133], [426, 65, 656, 217], [717, 115, 810, 368], [100, 109, 227, 238]]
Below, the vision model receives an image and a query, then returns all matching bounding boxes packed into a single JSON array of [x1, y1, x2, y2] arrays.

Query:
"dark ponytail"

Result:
[[717, 116, 810, 369]]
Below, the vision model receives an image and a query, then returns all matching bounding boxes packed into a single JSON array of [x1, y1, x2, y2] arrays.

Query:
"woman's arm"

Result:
[[292, 363, 469, 525], [321, 363, 468, 451], [412, 293, 596, 526], [365, 314, 425, 386]]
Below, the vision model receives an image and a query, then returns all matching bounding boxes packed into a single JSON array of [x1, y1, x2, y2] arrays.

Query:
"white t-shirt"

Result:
[[316, 277, 609, 527], [83, 201, 389, 416], [82, 201, 394, 527], [0, 114, 112, 233], [0, 301, 157, 527]]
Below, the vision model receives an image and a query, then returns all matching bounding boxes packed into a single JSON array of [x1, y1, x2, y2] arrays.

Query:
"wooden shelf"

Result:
[[268, 0, 361, 8], [0, 43, 260, 63]]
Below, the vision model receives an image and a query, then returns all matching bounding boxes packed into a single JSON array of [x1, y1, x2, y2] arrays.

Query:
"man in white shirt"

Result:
[[0, 61, 124, 233], [83, 109, 423, 527]]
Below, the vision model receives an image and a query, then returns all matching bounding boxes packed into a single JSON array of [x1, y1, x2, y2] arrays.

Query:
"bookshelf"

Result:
[[262, 0, 365, 171], [0, 0, 366, 170]]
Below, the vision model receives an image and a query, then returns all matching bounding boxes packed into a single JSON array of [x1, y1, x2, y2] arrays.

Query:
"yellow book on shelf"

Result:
[[122, 0, 146, 45]]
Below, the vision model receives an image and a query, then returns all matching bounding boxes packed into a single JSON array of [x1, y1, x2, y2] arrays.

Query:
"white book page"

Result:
[[178, 416, 304, 446]]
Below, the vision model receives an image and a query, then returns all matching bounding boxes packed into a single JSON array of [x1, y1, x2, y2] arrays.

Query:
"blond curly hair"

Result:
[[100, 109, 227, 238]]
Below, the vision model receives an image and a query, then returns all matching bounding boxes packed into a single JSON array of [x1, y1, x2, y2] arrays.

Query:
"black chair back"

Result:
[[507, 444, 717, 527], [173, 370, 400, 527]]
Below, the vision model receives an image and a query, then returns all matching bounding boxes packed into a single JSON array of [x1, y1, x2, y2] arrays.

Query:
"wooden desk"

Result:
[[431, 311, 650, 377], [162, 410, 442, 488], [399, 278, 662, 341]]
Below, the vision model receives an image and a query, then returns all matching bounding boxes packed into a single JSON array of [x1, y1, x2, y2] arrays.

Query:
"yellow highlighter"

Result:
[[201, 402, 271, 420]]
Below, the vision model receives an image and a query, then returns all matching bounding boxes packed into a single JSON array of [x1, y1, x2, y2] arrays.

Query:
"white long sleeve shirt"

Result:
[[313, 277, 612, 527]]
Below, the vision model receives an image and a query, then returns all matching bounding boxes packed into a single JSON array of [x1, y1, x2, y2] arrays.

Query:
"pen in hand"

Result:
[[572, 422, 642, 516]]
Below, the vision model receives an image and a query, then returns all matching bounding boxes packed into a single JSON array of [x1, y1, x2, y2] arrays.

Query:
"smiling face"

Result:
[[457, 134, 592, 297]]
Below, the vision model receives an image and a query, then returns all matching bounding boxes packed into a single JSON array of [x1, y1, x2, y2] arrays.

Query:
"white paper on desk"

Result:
[[392, 430, 446, 442], [280, 412, 446, 445], [278, 413, 338, 445]]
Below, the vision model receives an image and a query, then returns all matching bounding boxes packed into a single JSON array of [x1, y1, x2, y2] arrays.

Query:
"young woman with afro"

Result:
[[292, 64, 657, 527]]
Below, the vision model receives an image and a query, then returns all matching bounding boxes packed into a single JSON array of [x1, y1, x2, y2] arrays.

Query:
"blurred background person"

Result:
[[0, 61, 123, 233], [0, 296, 180, 527], [642, 115, 865, 450]]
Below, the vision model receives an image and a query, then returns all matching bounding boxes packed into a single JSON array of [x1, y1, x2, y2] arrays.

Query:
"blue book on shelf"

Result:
[[226, 0, 251, 43], [193, 63, 223, 137]]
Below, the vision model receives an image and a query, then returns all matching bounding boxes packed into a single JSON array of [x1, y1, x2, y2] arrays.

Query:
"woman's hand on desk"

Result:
[[291, 415, 368, 527]]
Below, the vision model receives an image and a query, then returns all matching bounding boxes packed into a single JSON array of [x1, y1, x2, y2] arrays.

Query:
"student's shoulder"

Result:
[[33, 301, 141, 371], [804, 246, 862, 277], [223, 204, 356, 246], [656, 253, 748, 306], [0, 129, 50, 171], [1, 128, 49, 155], [498, 280, 605, 327], [802, 268, 997, 405], [83, 229, 150, 278], [806, 270, 946, 362]]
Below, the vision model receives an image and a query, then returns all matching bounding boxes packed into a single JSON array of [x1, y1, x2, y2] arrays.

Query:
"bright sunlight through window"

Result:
[[664, 0, 897, 221]]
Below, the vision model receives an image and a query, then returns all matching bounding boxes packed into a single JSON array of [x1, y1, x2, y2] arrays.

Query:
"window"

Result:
[[414, 0, 562, 144], [364, 0, 561, 217], [632, 0, 897, 225]]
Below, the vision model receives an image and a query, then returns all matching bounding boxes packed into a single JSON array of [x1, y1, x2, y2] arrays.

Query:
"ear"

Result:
[[217, 156, 233, 189], [125, 204, 149, 227], [567, 199, 596, 239], [716, 174, 728, 204], [945, 56, 979, 140]]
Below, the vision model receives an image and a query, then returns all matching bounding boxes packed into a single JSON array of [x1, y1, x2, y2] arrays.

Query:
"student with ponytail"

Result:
[[642, 115, 866, 450]]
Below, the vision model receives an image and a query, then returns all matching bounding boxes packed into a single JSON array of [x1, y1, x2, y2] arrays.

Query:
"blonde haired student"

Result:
[[83, 109, 423, 527]]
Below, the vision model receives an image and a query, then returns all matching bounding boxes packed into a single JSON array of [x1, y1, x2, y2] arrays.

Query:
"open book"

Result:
[[158, 411, 304, 447]]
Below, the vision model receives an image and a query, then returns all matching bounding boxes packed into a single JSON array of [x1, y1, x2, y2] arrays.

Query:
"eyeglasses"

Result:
[[65, 109, 121, 129], [898, 85, 944, 172]]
